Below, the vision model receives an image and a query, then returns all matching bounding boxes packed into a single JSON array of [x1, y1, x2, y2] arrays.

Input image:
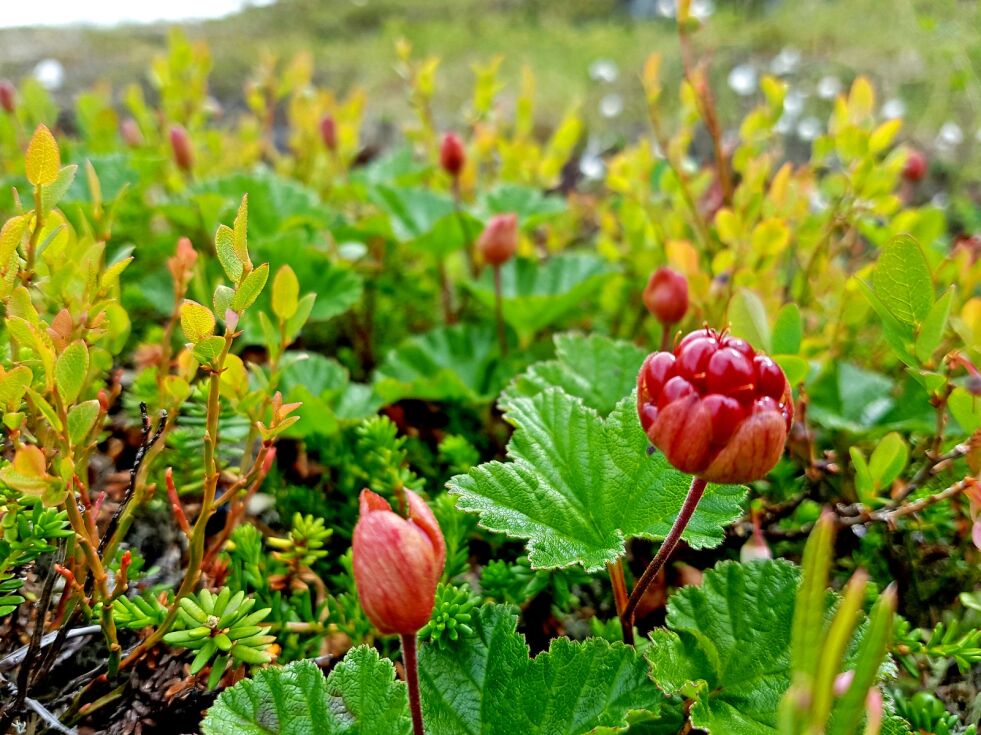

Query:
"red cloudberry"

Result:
[[637, 327, 793, 483]]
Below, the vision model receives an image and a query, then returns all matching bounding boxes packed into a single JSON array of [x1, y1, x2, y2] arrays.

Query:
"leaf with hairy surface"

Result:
[[448, 390, 745, 571]]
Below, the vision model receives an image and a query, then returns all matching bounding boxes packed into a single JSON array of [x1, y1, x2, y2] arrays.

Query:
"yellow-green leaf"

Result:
[[180, 300, 216, 343], [67, 400, 101, 446], [41, 164, 78, 215], [0, 366, 32, 408], [55, 340, 89, 404], [25, 124, 61, 186], [869, 119, 902, 154], [271, 265, 299, 322], [215, 224, 242, 282], [0, 214, 29, 265], [233, 195, 252, 270], [0, 445, 51, 496], [872, 235, 933, 326], [231, 263, 269, 312], [750, 218, 790, 256]]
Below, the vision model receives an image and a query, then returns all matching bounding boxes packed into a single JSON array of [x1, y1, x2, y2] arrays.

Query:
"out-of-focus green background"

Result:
[[1, 0, 978, 170]]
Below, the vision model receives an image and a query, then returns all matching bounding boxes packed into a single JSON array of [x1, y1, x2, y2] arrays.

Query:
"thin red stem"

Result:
[[400, 633, 425, 735], [623, 476, 708, 632], [607, 559, 633, 646]]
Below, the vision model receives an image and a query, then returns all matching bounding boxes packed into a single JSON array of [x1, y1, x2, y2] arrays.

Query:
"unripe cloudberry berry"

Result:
[[353, 489, 446, 636], [0, 81, 15, 114], [440, 132, 466, 179], [637, 327, 793, 483], [169, 124, 193, 172], [902, 149, 927, 183], [478, 213, 518, 267], [319, 114, 337, 151], [120, 118, 143, 148], [643, 267, 689, 326]]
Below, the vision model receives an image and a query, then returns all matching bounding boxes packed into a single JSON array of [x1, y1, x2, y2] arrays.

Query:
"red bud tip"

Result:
[[902, 149, 926, 183], [440, 132, 466, 178], [169, 124, 194, 172], [319, 114, 337, 151], [643, 267, 689, 325], [120, 118, 143, 147], [352, 488, 446, 636], [478, 213, 519, 267], [637, 327, 793, 483], [0, 81, 16, 114]]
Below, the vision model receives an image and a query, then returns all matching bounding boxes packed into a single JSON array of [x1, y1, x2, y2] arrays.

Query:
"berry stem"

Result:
[[606, 559, 633, 646], [400, 633, 426, 735], [622, 476, 708, 636], [493, 264, 508, 356], [658, 324, 671, 352]]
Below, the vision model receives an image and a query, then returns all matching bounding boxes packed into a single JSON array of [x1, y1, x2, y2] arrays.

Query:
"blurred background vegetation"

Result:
[[1, 0, 978, 177]]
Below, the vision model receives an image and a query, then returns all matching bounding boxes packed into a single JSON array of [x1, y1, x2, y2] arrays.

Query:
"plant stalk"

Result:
[[400, 633, 425, 735], [493, 264, 507, 356], [607, 559, 633, 645], [623, 476, 707, 633]]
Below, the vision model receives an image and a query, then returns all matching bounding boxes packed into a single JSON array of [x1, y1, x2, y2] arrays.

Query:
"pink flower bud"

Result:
[[637, 327, 792, 483], [833, 670, 854, 696], [319, 114, 337, 151], [478, 213, 518, 267], [865, 687, 883, 735], [440, 132, 465, 178], [0, 81, 16, 114], [169, 124, 193, 172], [643, 267, 689, 325], [120, 118, 144, 148], [353, 488, 446, 636], [902, 149, 926, 183], [740, 525, 772, 563]]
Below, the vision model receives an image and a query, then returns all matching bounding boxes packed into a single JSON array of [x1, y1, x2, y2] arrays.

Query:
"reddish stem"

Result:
[[622, 476, 708, 633], [400, 633, 425, 735], [607, 559, 633, 646]]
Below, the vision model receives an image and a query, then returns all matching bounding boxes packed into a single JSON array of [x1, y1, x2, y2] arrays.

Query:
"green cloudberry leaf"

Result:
[[465, 254, 617, 344], [419, 603, 661, 734], [202, 648, 410, 735], [647, 560, 800, 734], [374, 323, 518, 405], [502, 332, 647, 416], [448, 389, 745, 571], [872, 235, 933, 326]]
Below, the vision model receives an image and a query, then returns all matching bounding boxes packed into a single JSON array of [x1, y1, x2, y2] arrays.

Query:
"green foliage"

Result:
[[419, 603, 661, 733], [893, 616, 981, 676], [780, 516, 897, 735], [466, 254, 617, 345], [893, 692, 976, 735], [374, 323, 515, 405], [163, 588, 274, 689], [648, 560, 800, 733], [449, 390, 745, 571], [0, 494, 72, 616], [113, 593, 168, 630], [267, 513, 332, 569], [418, 583, 478, 648], [203, 650, 410, 735], [502, 332, 647, 416]]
